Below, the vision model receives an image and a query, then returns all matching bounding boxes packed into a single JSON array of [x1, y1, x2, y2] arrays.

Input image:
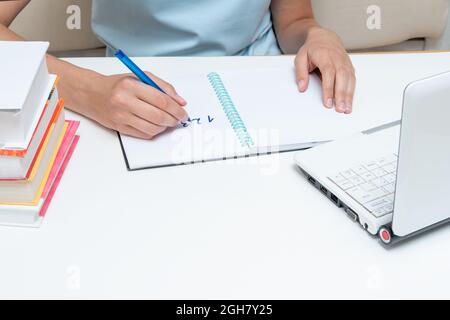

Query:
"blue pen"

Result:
[[114, 49, 166, 94]]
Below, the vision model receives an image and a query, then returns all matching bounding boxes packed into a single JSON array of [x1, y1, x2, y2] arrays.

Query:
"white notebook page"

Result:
[[217, 67, 398, 147]]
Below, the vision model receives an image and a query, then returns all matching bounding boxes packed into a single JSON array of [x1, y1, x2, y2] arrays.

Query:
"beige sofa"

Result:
[[10, 0, 104, 56], [312, 0, 450, 51], [10, 0, 450, 56]]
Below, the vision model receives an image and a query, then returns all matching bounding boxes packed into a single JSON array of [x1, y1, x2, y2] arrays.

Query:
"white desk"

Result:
[[1, 53, 450, 299]]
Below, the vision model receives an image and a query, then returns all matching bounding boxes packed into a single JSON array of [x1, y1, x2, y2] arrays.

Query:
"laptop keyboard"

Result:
[[328, 154, 398, 218]]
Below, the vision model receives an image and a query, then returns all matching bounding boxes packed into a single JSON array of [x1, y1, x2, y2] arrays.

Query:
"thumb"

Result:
[[144, 71, 187, 106], [294, 50, 310, 93]]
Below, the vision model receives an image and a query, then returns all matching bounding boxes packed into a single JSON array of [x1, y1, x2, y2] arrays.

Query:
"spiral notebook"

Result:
[[119, 67, 399, 170]]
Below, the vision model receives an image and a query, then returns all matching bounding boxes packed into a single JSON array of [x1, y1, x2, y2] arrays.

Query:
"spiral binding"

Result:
[[207, 72, 254, 148]]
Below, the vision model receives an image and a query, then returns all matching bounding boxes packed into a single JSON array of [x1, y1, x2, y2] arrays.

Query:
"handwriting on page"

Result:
[[180, 115, 215, 128]]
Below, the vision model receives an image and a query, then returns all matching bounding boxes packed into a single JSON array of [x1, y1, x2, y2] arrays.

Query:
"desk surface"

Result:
[[1, 53, 450, 299]]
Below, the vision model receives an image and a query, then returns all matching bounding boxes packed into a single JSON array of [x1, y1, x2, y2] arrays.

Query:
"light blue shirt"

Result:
[[91, 0, 282, 56]]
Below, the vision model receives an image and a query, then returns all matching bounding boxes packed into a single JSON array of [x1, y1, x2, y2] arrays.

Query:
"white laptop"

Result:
[[294, 71, 450, 245]]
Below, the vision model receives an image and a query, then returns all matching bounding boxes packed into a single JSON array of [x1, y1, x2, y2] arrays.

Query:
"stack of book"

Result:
[[0, 41, 79, 227]]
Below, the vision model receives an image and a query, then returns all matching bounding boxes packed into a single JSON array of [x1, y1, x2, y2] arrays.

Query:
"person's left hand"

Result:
[[295, 26, 356, 114]]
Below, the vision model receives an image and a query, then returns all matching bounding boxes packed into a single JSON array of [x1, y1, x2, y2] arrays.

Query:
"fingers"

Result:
[[108, 97, 169, 139], [106, 73, 191, 140], [294, 50, 310, 92], [334, 70, 349, 113], [118, 124, 164, 140], [345, 73, 356, 114], [144, 71, 187, 106], [119, 125, 151, 139], [134, 82, 189, 122], [333, 64, 356, 114], [316, 60, 355, 113], [125, 115, 166, 139], [297, 34, 356, 114], [129, 98, 179, 127], [109, 76, 187, 140], [321, 66, 336, 110]]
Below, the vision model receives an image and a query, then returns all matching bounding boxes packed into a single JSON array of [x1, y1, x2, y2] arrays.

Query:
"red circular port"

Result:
[[381, 230, 390, 242]]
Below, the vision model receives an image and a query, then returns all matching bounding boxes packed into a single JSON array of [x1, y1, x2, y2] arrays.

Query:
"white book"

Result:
[[119, 68, 400, 170], [0, 41, 50, 144], [0, 88, 60, 179], [0, 199, 45, 227]]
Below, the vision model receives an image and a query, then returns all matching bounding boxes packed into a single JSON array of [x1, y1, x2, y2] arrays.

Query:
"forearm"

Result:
[[275, 18, 321, 54], [45, 55, 103, 119], [0, 24, 102, 116], [0, 23, 23, 40]]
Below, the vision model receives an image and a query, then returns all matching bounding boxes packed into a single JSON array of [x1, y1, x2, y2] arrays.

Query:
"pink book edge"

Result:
[[40, 135, 80, 218], [42, 120, 80, 198]]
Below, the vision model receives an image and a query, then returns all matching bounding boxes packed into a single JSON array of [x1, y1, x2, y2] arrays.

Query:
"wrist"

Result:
[[71, 67, 104, 92], [305, 25, 329, 41], [57, 65, 104, 115], [304, 25, 345, 52]]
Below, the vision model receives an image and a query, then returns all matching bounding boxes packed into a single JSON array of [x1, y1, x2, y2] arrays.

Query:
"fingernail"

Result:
[[177, 95, 187, 105], [337, 101, 346, 112], [326, 98, 333, 108], [346, 101, 352, 113], [298, 80, 305, 92]]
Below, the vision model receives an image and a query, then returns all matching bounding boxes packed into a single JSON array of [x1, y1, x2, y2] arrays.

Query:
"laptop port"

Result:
[[346, 208, 359, 222], [320, 185, 328, 195], [308, 176, 316, 185], [330, 193, 339, 205]]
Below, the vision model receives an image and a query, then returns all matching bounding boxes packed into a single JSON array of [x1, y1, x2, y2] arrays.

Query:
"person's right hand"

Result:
[[80, 71, 188, 139]]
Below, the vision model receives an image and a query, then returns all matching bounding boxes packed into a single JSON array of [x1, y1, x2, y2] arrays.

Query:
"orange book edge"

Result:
[[0, 123, 68, 206], [24, 100, 65, 178], [0, 100, 65, 181]]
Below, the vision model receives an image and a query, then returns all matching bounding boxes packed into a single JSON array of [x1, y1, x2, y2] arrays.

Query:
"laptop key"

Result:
[[386, 194, 395, 202], [341, 169, 357, 180], [347, 186, 387, 204], [384, 203, 394, 213], [384, 174, 396, 184], [348, 175, 365, 186], [352, 165, 368, 175], [372, 206, 392, 218], [372, 204, 394, 218], [360, 171, 377, 181], [363, 162, 379, 171], [337, 180, 354, 190], [365, 197, 390, 210], [375, 157, 391, 167], [383, 183, 395, 193], [371, 177, 388, 188], [382, 163, 397, 173], [372, 167, 388, 177], [360, 182, 377, 192], [330, 174, 347, 184]]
